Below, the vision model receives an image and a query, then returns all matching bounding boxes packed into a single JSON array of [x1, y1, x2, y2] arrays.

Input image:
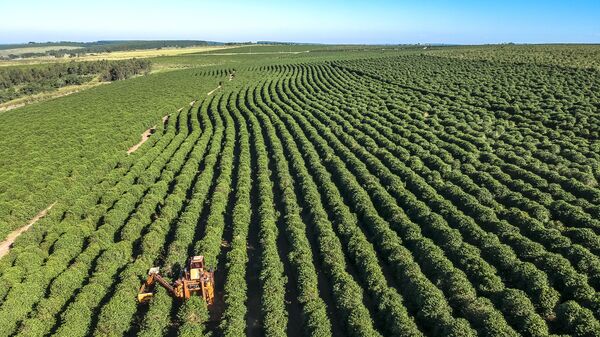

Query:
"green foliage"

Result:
[[1, 45, 600, 336], [0, 68, 215, 241], [178, 297, 209, 337], [0, 59, 151, 103]]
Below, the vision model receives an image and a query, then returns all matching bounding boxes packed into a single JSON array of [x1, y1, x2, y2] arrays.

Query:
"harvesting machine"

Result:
[[137, 255, 215, 306]]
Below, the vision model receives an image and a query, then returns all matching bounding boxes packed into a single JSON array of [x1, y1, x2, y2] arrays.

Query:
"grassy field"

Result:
[[0, 44, 599, 336], [0, 45, 237, 67], [0, 45, 84, 57]]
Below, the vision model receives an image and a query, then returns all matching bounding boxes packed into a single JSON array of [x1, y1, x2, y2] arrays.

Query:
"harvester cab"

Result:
[[189, 255, 204, 280]]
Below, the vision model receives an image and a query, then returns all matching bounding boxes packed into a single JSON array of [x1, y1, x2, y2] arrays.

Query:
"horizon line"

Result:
[[1, 40, 600, 46]]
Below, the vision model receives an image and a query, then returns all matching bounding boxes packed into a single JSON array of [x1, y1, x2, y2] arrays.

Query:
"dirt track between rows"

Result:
[[127, 114, 170, 155], [127, 127, 155, 154], [0, 202, 57, 258], [207, 85, 221, 96]]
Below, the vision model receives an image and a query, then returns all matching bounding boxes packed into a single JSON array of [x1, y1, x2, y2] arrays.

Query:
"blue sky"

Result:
[[1, 0, 598, 44]]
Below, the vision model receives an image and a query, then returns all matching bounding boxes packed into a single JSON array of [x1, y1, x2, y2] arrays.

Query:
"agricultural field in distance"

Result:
[[0, 45, 236, 67], [0, 44, 599, 337], [0, 45, 84, 58]]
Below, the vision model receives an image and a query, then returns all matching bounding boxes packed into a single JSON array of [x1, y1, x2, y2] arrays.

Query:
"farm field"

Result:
[[0, 45, 236, 67], [423, 44, 600, 71], [0, 45, 84, 58], [0, 45, 599, 337]]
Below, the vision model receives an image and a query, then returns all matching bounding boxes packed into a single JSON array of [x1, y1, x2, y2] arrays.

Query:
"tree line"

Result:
[[0, 40, 216, 60], [0, 58, 151, 103]]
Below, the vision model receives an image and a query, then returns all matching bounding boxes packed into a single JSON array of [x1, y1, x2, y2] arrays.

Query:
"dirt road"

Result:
[[127, 114, 172, 154], [207, 85, 221, 96], [0, 202, 57, 258], [127, 127, 155, 154]]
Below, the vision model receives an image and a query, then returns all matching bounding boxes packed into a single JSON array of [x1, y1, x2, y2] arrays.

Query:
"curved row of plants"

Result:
[[300, 61, 600, 334], [0, 106, 181, 279], [91, 97, 220, 337], [257, 74, 476, 336], [136, 95, 224, 337], [15, 102, 206, 337], [0, 105, 195, 336], [274, 68, 526, 336], [286, 63, 552, 336]]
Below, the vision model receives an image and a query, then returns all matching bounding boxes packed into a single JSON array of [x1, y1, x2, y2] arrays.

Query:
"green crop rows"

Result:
[[1, 46, 600, 336]]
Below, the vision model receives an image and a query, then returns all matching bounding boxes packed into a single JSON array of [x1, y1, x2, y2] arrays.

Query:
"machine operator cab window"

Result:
[[189, 256, 205, 280]]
